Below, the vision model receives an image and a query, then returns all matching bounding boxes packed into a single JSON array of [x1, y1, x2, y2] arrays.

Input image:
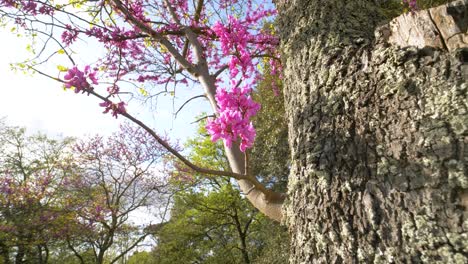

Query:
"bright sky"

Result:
[[0, 30, 210, 140], [0, 30, 118, 136]]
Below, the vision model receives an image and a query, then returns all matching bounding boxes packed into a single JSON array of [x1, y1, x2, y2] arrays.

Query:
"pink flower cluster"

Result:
[[206, 83, 260, 152], [1, 0, 53, 15], [99, 101, 126, 118], [61, 25, 79, 46], [3, 0, 281, 151], [212, 16, 253, 78], [404, 0, 418, 11], [63, 65, 127, 118], [64, 66, 98, 93], [128, 0, 147, 22]]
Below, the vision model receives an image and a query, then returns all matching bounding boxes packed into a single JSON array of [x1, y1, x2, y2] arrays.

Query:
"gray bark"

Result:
[[277, 0, 467, 262]]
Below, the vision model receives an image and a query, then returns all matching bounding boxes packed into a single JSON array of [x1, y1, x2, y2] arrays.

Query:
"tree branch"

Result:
[[175, 94, 206, 118], [109, 233, 148, 264], [66, 240, 85, 264], [21, 67, 284, 201], [111, 0, 197, 75]]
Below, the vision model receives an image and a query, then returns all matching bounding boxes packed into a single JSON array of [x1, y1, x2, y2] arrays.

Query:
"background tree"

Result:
[[0, 121, 76, 264], [64, 124, 172, 264], [127, 251, 154, 264], [152, 128, 289, 264], [0, 122, 173, 264]]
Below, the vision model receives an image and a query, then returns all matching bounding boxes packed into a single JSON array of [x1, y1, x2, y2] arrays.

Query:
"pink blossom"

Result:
[[23, 0, 37, 14], [61, 25, 79, 46], [404, 0, 418, 11], [63, 66, 98, 93], [206, 83, 260, 152], [99, 101, 126, 118], [2, 0, 282, 152], [38, 5, 53, 15]]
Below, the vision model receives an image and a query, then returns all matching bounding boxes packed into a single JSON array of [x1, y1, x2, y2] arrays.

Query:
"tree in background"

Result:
[[151, 126, 289, 264], [0, 121, 76, 264], [127, 251, 154, 264], [0, 122, 173, 264], [63, 124, 172, 264]]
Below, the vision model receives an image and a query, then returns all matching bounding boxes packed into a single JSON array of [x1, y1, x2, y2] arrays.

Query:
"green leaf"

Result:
[[57, 65, 68, 72], [138, 87, 148, 97]]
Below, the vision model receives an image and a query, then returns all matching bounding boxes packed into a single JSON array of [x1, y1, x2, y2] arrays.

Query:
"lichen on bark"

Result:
[[277, 0, 467, 262]]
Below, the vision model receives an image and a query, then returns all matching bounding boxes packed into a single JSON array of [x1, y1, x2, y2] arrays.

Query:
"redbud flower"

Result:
[[206, 83, 260, 152], [99, 101, 126, 118], [61, 25, 78, 46], [63, 66, 98, 93]]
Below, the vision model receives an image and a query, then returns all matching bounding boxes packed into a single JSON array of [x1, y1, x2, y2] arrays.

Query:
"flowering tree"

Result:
[[0, 121, 173, 264], [65, 124, 172, 264], [0, 122, 78, 263], [0, 0, 285, 221]]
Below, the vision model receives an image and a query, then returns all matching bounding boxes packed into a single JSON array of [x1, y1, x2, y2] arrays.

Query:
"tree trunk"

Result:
[[277, 0, 467, 262]]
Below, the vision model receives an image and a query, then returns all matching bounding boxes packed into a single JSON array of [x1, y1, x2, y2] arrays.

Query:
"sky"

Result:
[[0, 30, 210, 140], [0, 29, 120, 136]]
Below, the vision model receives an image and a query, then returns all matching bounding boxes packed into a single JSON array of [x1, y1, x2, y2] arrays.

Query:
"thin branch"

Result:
[[66, 240, 85, 264], [109, 234, 148, 264], [213, 65, 228, 78], [30, 67, 64, 83], [163, 0, 182, 25], [174, 94, 206, 118], [193, 0, 204, 23], [190, 114, 215, 124], [85, 89, 284, 200]]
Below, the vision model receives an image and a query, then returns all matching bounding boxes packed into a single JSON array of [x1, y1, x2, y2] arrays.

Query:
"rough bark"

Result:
[[277, 0, 467, 262]]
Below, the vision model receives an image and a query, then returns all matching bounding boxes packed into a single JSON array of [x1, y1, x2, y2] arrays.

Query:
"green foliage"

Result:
[[128, 251, 155, 264], [47, 246, 97, 264], [250, 70, 289, 192], [154, 166, 256, 263], [0, 122, 160, 264], [0, 122, 76, 264]]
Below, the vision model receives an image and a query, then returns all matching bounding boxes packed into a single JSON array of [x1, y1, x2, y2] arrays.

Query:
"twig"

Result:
[[175, 94, 206, 118]]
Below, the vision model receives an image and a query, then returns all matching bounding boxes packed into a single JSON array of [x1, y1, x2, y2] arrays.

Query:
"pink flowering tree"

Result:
[[0, 122, 79, 263], [0, 121, 173, 263], [66, 124, 173, 264], [0, 0, 285, 221]]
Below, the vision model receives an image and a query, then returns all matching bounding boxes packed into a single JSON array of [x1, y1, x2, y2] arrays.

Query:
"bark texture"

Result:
[[277, 0, 467, 262]]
